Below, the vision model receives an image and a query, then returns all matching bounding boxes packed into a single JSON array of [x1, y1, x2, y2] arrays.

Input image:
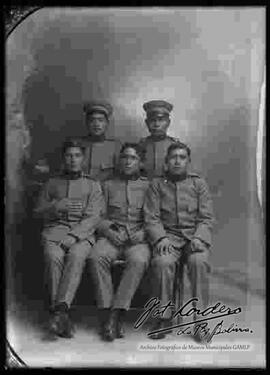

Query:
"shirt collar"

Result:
[[118, 171, 141, 181], [165, 171, 188, 182], [149, 133, 167, 141], [87, 134, 106, 142], [62, 170, 83, 180]]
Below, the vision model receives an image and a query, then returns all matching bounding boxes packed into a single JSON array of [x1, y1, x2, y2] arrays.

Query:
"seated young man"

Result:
[[144, 142, 215, 343], [88, 143, 151, 342], [34, 138, 104, 339]]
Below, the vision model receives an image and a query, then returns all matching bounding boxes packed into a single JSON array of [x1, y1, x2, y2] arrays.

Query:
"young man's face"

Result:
[[64, 147, 84, 172], [145, 114, 170, 137], [166, 148, 190, 176], [119, 147, 141, 176], [86, 112, 108, 137]]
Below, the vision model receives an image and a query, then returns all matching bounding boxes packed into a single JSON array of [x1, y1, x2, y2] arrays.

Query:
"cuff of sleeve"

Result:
[[153, 236, 167, 247], [194, 227, 212, 247], [193, 236, 210, 247]]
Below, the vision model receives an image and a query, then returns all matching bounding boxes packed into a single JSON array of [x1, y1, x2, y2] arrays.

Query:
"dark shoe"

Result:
[[115, 310, 126, 339], [48, 311, 65, 336], [149, 319, 167, 340], [98, 308, 110, 337], [164, 318, 174, 334], [58, 314, 75, 339], [193, 327, 210, 344], [51, 302, 75, 339], [102, 310, 118, 342]]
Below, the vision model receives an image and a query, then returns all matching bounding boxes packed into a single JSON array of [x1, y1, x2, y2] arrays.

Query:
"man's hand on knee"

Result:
[[59, 235, 77, 251], [154, 237, 173, 256], [106, 228, 125, 247], [191, 238, 207, 252]]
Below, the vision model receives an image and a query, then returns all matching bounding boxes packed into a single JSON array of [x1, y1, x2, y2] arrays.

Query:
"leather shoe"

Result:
[[193, 328, 210, 344], [115, 310, 125, 339], [59, 314, 75, 339], [48, 311, 65, 336], [98, 308, 110, 336], [49, 303, 75, 339], [102, 310, 117, 342], [149, 319, 168, 340]]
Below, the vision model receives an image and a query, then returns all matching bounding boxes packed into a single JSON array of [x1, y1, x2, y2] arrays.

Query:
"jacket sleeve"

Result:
[[96, 181, 115, 235], [143, 180, 167, 245], [34, 180, 59, 220], [193, 178, 215, 247], [68, 180, 104, 241], [113, 140, 122, 169]]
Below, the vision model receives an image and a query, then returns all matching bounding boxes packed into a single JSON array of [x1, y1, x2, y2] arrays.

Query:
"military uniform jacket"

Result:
[[98, 175, 150, 243], [139, 135, 180, 179], [144, 173, 215, 247], [35, 172, 104, 244], [81, 136, 122, 181]]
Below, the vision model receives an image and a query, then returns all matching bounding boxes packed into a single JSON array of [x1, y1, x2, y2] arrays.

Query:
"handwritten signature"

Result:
[[134, 297, 253, 342]]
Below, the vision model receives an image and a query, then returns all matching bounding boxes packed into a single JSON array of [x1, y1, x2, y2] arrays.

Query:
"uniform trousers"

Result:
[[43, 239, 92, 309], [151, 239, 211, 320], [88, 237, 150, 310]]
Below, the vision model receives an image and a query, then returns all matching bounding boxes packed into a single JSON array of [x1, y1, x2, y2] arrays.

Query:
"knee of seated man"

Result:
[[68, 241, 91, 260], [44, 246, 63, 263], [151, 253, 175, 269], [128, 252, 150, 268], [188, 251, 209, 268], [44, 252, 62, 265]]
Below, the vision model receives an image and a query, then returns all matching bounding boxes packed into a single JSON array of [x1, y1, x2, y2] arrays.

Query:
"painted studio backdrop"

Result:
[[6, 8, 265, 316]]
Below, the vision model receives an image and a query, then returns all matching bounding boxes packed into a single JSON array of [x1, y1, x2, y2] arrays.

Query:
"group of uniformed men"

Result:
[[34, 100, 215, 343]]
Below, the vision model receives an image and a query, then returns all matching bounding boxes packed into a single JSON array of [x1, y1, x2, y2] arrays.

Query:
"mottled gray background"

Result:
[[6, 7, 265, 315]]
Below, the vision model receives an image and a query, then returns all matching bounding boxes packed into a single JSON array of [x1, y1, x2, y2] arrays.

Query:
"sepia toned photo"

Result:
[[5, 6, 265, 368]]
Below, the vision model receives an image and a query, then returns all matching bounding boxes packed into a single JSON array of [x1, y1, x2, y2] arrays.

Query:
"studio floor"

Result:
[[7, 267, 265, 368]]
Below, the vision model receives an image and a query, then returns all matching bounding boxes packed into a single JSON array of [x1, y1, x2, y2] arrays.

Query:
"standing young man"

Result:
[[88, 143, 151, 342], [35, 139, 104, 339], [82, 100, 121, 181], [144, 142, 215, 342], [139, 100, 181, 179]]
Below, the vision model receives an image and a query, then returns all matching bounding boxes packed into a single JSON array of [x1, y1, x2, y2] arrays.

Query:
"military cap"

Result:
[[143, 100, 173, 117], [83, 100, 113, 117]]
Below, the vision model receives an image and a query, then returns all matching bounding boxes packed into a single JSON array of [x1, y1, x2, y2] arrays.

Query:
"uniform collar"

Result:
[[165, 171, 188, 182], [87, 134, 106, 142], [62, 170, 83, 180], [118, 171, 141, 181], [149, 133, 167, 141]]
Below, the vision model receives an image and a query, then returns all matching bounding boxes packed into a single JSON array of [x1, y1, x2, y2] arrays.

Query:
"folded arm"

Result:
[[68, 181, 104, 242]]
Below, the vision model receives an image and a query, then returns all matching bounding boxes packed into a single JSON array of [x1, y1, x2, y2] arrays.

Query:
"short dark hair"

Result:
[[120, 142, 145, 161], [62, 138, 85, 155], [166, 142, 191, 160]]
